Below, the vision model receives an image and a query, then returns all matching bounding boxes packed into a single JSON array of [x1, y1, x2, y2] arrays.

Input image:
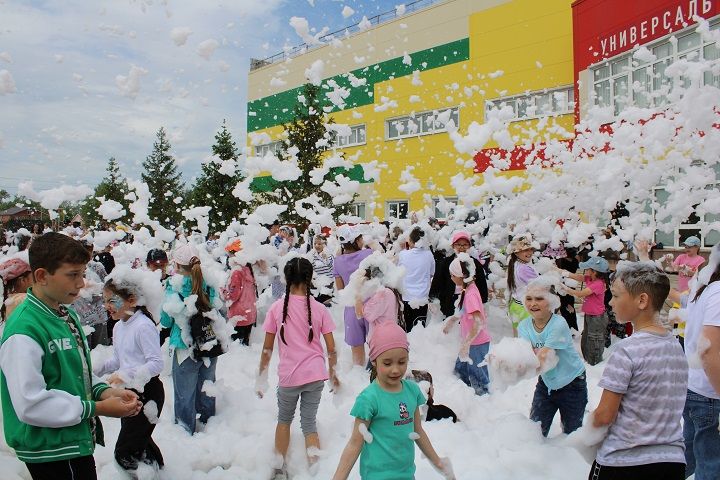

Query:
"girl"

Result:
[[257, 257, 339, 479], [334, 225, 373, 365], [683, 243, 720, 480], [97, 271, 165, 475], [0, 258, 32, 321], [506, 234, 539, 337], [332, 322, 455, 480], [355, 265, 405, 336], [560, 256, 610, 366], [517, 280, 587, 437], [397, 227, 435, 332], [221, 239, 257, 346], [442, 254, 491, 396], [310, 235, 334, 305], [160, 244, 219, 435], [671, 236, 705, 293]]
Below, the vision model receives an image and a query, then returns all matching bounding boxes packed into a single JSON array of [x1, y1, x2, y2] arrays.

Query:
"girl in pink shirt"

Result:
[[354, 265, 405, 336], [220, 239, 258, 346], [670, 236, 705, 292], [443, 254, 490, 395], [257, 257, 340, 478]]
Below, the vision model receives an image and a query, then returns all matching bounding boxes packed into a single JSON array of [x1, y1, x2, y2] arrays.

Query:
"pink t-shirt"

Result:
[[460, 283, 491, 345], [582, 275, 606, 316], [673, 254, 705, 292], [264, 294, 336, 387], [363, 287, 400, 334]]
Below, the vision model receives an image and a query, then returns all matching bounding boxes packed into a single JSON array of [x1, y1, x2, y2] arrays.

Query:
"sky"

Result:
[[0, 0, 407, 196]]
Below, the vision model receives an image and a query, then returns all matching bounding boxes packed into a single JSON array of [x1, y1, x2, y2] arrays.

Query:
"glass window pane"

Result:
[[594, 80, 611, 107], [653, 42, 672, 59], [517, 97, 529, 118], [407, 119, 419, 135], [552, 90, 566, 112], [655, 229, 675, 247], [357, 125, 366, 144], [594, 64, 610, 81], [450, 108, 460, 128], [678, 32, 701, 53], [387, 120, 400, 138], [421, 112, 434, 133], [398, 202, 408, 219], [703, 44, 720, 87], [613, 76, 629, 115], [611, 57, 629, 75], [633, 67, 651, 107], [536, 93, 551, 115]]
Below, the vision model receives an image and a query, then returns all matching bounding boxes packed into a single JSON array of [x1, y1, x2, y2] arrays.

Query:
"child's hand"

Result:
[[458, 344, 470, 362], [97, 396, 142, 418], [442, 317, 456, 334], [107, 373, 125, 387], [255, 373, 269, 398], [329, 373, 341, 392], [433, 457, 456, 480]]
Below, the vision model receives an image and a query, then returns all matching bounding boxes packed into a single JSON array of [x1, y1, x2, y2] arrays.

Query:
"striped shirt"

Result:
[[311, 251, 334, 279], [596, 331, 688, 467]]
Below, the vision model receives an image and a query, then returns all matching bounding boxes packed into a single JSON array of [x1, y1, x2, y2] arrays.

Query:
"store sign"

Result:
[[599, 0, 716, 57]]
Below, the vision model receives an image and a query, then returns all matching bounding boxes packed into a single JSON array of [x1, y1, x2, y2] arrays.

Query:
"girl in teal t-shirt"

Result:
[[332, 322, 455, 480]]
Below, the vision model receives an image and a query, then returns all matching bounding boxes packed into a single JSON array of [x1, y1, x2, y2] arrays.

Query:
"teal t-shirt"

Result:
[[350, 379, 426, 480], [517, 313, 585, 391]]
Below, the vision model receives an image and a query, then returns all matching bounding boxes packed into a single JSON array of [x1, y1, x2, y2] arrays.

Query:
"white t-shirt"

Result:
[[685, 281, 720, 399], [398, 248, 435, 302], [596, 331, 688, 467]]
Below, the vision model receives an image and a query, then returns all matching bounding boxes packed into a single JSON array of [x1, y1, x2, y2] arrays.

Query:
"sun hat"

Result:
[[683, 236, 701, 247], [173, 244, 200, 266], [146, 248, 168, 265], [336, 225, 362, 244], [0, 258, 31, 284], [225, 238, 243, 253], [507, 234, 538, 255], [369, 322, 409, 361], [451, 231, 471, 245], [578, 256, 610, 273]]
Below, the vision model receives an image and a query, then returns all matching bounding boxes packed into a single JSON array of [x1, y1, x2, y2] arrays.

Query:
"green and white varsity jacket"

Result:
[[0, 289, 110, 463]]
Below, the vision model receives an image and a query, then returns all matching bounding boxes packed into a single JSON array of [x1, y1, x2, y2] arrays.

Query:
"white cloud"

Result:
[[170, 26, 193, 46], [0, 70, 17, 95], [116, 65, 148, 99], [196, 38, 219, 60]]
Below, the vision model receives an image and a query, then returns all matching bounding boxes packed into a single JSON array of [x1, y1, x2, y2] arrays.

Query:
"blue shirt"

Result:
[[160, 275, 216, 350], [517, 314, 584, 391]]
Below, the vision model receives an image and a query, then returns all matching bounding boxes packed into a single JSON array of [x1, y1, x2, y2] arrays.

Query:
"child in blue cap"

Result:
[[559, 256, 610, 365]]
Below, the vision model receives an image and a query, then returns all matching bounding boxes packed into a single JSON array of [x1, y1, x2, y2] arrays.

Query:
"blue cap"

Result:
[[579, 256, 610, 273], [682, 236, 701, 247]]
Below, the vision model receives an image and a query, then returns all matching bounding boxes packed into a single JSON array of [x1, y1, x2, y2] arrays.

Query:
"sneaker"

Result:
[[271, 467, 289, 480]]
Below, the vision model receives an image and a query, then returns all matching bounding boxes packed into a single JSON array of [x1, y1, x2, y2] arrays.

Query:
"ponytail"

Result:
[[507, 254, 518, 295], [693, 264, 720, 303], [189, 257, 210, 311]]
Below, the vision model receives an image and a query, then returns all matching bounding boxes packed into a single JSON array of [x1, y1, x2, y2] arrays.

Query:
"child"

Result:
[[97, 270, 164, 475], [590, 262, 688, 479], [0, 257, 32, 321], [506, 234, 539, 336], [0, 232, 141, 480], [560, 256, 610, 365], [397, 226, 435, 332], [671, 236, 705, 292], [517, 280, 587, 437], [160, 243, 219, 435], [310, 234, 334, 305], [332, 322, 454, 480], [442, 254, 491, 395], [221, 239, 257, 346], [257, 257, 339, 479], [146, 249, 170, 282], [355, 265, 405, 335]]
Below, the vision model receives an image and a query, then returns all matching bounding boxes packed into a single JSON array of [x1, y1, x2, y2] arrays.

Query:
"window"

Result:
[[254, 141, 283, 157], [433, 197, 458, 219], [652, 184, 720, 248], [385, 107, 460, 140], [335, 124, 366, 148], [348, 203, 366, 219], [387, 200, 409, 220], [485, 86, 575, 122], [590, 18, 720, 115]]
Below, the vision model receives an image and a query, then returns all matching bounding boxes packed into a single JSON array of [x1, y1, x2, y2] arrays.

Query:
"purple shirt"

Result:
[[333, 249, 373, 285]]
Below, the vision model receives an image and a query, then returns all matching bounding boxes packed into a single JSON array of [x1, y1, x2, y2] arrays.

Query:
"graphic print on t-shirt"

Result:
[[394, 401, 412, 426]]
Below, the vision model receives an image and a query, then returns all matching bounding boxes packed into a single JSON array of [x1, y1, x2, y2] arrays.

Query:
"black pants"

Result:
[[402, 302, 428, 333], [26, 455, 96, 480], [115, 376, 165, 471], [231, 324, 254, 346], [588, 461, 685, 480]]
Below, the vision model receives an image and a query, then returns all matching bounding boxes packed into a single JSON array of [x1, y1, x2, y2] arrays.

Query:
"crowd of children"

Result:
[[0, 219, 718, 480]]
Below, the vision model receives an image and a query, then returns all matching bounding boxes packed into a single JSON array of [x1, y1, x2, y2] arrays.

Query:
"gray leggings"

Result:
[[277, 380, 324, 436], [581, 312, 609, 366]]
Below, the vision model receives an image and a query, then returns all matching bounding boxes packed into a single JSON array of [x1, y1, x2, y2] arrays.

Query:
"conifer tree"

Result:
[[80, 157, 130, 226], [141, 127, 185, 227], [190, 121, 247, 231]]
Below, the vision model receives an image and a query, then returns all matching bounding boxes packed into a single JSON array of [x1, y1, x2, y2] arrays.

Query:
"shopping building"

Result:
[[246, 0, 576, 221]]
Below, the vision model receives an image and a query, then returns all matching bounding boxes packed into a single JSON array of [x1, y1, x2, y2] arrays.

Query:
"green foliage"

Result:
[[257, 83, 355, 227], [80, 157, 130, 227], [190, 121, 248, 232], [141, 127, 185, 228]]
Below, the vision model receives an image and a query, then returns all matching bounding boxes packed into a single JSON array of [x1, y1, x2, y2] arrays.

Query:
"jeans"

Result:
[[172, 352, 217, 434], [683, 389, 720, 480], [454, 343, 490, 395], [530, 373, 588, 437]]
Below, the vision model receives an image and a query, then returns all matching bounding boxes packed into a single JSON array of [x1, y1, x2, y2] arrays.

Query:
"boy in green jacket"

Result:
[[0, 232, 142, 480]]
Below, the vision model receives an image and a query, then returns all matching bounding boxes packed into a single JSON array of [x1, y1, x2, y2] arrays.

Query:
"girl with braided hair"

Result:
[[257, 256, 340, 479]]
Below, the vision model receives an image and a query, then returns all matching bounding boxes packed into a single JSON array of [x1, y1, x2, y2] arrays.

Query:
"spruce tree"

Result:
[[258, 82, 354, 226], [141, 127, 185, 227], [190, 121, 247, 231], [80, 157, 130, 226]]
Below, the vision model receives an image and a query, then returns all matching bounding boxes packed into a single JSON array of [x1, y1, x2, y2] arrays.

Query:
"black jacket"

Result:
[[429, 253, 489, 317]]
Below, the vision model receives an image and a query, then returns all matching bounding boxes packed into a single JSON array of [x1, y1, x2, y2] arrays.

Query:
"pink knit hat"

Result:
[[369, 322, 409, 361], [0, 258, 31, 284]]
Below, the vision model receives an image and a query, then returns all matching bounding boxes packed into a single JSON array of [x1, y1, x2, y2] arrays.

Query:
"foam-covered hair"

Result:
[[524, 277, 561, 312]]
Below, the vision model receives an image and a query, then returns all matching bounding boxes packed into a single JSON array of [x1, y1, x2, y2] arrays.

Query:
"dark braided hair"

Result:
[[280, 257, 315, 345]]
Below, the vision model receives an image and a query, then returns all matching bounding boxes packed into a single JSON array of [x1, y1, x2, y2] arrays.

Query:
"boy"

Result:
[[590, 262, 688, 480], [0, 232, 142, 480]]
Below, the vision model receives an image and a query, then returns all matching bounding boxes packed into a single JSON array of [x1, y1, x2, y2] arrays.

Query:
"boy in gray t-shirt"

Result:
[[589, 262, 688, 480]]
